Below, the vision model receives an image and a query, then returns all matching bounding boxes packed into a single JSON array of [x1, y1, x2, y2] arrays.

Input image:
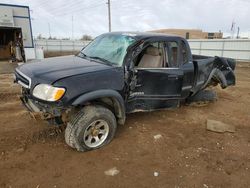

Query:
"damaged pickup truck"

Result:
[[14, 32, 236, 152]]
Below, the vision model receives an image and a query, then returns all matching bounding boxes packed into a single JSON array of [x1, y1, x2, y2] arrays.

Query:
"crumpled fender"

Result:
[[202, 68, 227, 89], [202, 57, 235, 90]]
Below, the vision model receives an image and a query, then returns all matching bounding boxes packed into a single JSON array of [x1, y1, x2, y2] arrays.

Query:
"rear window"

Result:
[[166, 41, 178, 67], [181, 41, 188, 64]]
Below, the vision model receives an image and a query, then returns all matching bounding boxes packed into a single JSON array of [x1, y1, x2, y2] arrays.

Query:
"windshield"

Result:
[[79, 34, 135, 66]]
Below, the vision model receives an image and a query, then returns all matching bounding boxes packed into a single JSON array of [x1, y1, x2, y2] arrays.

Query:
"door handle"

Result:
[[168, 75, 179, 80]]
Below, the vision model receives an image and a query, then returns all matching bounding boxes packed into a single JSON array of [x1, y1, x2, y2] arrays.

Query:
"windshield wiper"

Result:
[[78, 53, 114, 66], [88, 56, 113, 66], [78, 51, 89, 59]]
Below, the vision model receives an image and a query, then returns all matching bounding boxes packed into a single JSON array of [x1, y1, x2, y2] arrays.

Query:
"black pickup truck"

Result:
[[14, 32, 236, 152]]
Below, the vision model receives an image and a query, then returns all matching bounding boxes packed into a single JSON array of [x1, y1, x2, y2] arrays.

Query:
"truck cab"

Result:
[[126, 34, 195, 112]]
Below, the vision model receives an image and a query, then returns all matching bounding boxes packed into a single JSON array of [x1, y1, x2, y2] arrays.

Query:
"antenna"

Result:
[[230, 21, 236, 39]]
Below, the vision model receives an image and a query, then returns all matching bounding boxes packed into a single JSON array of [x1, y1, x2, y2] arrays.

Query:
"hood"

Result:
[[16, 55, 114, 86]]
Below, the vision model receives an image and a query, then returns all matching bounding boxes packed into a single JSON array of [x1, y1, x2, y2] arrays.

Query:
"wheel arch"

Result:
[[72, 89, 126, 125], [202, 68, 227, 90]]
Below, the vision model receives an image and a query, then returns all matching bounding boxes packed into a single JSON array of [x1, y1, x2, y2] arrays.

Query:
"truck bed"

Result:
[[191, 54, 236, 94], [192, 54, 214, 61]]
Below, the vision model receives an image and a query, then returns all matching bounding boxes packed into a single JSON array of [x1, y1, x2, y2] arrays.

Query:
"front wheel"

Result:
[[65, 105, 117, 152]]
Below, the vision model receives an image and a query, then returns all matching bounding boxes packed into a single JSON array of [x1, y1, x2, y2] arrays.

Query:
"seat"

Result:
[[137, 46, 163, 68]]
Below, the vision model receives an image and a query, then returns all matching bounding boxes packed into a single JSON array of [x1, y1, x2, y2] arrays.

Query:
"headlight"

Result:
[[32, 84, 65, 101]]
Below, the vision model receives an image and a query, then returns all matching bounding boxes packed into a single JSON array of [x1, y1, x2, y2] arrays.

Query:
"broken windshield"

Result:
[[79, 34, 135, 66]]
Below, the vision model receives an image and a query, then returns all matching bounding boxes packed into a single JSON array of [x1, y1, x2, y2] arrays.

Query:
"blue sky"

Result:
[[2, 0, 250, 38]]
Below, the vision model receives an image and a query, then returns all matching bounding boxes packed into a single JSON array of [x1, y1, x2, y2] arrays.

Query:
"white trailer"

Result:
[[0, 3, 35, 61]]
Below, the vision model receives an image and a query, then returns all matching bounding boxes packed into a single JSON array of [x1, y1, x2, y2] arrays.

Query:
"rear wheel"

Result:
[[65, 105, 117, 152]]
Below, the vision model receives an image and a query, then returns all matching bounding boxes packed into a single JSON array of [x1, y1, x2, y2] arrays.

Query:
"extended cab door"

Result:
[[179, 40, 195, 97], [127, 40, 184, 112], [134, 68, 183, 98]]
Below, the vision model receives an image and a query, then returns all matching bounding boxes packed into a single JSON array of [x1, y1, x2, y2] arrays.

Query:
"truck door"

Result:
[[127, 41, 184, 112], [134, 67, 183, 97], [179, 40, 195, 97]]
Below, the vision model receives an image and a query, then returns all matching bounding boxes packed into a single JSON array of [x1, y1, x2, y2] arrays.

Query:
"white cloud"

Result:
[[1, 0, 250, 38]]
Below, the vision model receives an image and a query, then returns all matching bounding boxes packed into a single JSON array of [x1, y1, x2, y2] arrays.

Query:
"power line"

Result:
[[33, 0, 116, 36], [51, 2, 106, 17], [47, 0, 103, 14], [40, 0, 105, 16], [35, 0, 61, 8]]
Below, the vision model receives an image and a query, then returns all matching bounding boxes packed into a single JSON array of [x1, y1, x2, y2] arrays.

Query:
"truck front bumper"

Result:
[[20, 93, 65, 123]]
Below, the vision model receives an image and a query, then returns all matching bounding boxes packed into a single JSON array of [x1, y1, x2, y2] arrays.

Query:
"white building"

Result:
[[0, 3, 35, 61]]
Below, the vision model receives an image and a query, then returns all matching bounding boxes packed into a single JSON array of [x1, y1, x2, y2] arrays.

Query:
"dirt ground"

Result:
[[0, 64, 250, 188]]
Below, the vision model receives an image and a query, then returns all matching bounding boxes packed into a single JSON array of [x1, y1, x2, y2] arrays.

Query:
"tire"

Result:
[[186, 90, 217, 105], [65, 105, 117, 152]]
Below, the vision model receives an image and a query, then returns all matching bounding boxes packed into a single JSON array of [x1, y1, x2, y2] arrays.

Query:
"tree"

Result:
[[37, 34, 45, 39], [80, 34, 93, 41]]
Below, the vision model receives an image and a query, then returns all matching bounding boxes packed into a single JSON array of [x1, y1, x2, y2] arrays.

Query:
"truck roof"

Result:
[[104, 31, 184, 41]]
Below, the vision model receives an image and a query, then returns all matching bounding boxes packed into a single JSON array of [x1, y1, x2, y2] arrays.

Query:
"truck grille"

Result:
[[15, 69, 31, 89]]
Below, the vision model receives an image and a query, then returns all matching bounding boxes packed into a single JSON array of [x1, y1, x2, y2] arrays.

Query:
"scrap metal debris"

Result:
[[154, 172, 159, 177], [153, 134, 162, 140], [104, 167, 120, 176], [206, 119, 235, 133]]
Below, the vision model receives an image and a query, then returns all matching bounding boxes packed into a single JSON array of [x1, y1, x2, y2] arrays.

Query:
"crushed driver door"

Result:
[[126, 38, 184, 113]]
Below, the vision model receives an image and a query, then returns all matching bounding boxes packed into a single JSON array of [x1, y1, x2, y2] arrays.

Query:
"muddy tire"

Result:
[[65, 105, 117, 152], [186, 90, 217, 105]]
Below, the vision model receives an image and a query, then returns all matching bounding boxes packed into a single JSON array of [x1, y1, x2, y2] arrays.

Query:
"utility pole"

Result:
[[48, 23, 51, 39], [72, 15, 74, 40], [107, 0, 111, 32], [230, 21, 236, 39], [237, 27, 240, 39]]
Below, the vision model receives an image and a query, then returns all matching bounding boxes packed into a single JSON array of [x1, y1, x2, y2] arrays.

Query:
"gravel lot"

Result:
[[0, 63, 250, 188]]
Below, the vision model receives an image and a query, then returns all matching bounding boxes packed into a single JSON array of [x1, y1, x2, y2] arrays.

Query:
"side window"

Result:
[[181, 41, 188, 64], [166, 41, 178, 67], [136, 42, 165, 68]]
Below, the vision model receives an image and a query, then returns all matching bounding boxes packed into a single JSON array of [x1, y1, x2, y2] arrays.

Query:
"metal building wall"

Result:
[[188, 39, 250, 61], [0, 3, 35, 60], [0, 3, 33, 48], [34, 40, 89, 52]]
